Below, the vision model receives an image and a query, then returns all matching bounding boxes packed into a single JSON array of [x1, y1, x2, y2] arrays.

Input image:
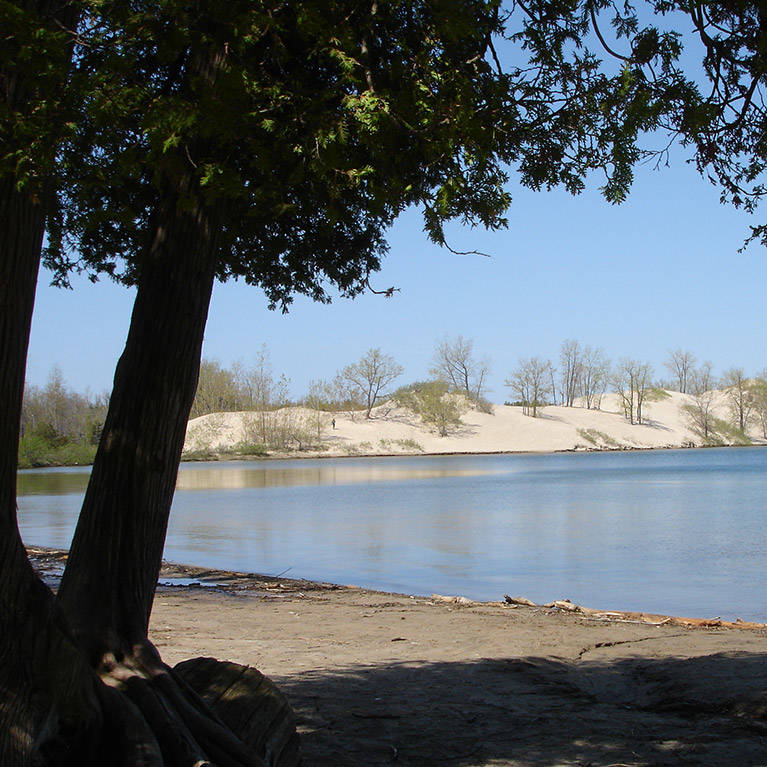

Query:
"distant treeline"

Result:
[[189, 339, 767, 443], [20, 367, 108, 468], [25, 340, 767, 466]]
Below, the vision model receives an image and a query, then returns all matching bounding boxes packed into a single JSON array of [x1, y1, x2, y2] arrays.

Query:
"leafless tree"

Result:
[[613, 359, 653, 425], [683, 361, 718, 442], [559, 339, 584, 407], [302, 379, 331, 440], [721, 366, 754, 432], [664, 348, 697, 394], [505, 357, 552, 417], [431, 335, 490, 406], [580, 346, 610, 410], [340, 347, 403, 418], [21, 367, 107, 443], [548, 364, 559, 406], [750, 372, 767, 439]]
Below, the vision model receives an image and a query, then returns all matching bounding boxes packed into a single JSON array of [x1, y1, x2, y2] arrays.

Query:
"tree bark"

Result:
[[0, 3, 102, 760], [57, 181, 219, 662], [0, 174, 52, 764], [0, 178, 104, 766], [55, 187, 276, 766]]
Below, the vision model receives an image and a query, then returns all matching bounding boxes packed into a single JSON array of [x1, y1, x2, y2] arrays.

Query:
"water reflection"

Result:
[[175, 463, 500, 490], [15, 449, 767, 621], [17, 469, 90, 496]]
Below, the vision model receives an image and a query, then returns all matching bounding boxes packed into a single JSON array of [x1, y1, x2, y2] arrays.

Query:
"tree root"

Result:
[[86, 643, 300, 767], [174, 657, 301, 767], [5, 601, 300, 767]]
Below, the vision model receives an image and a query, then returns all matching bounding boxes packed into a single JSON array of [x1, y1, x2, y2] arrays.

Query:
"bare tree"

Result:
[[750, 373, 767, 439], [191, 347, 290, 420], [683, 361, 718, 442], [559, 339, 584, 407], [580, 346, 610, 410], [248, 346, 291, 442], [664, 348, 697, 394], [721, 366, 754, 432], [548, 363, 559, 406], [431, 335, 491, 407], [613, 359, 653, 425], [340, 348, 403, 418], [302, 379, 331, 440], [505, 357, 552, 417]]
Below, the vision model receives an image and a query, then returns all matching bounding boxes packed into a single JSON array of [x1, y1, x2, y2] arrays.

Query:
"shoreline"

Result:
[[21, 439, 765, 472], [180, 439, 765, 462], [27, 546, 767, 630], [27, 547, 767, 765]]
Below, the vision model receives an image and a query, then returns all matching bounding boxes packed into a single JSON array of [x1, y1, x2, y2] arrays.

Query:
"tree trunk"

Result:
[[0, 172, 111, 766], [0, 3, 104, 757], [56, 38, 229, 665], [55, 185, 292, 766], [3, 14, 298, 763], [0, 175, 47, 761], [57, 187, 218, 660]]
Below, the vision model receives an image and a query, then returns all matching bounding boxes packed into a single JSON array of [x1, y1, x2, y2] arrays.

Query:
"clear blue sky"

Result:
[[26, 149, 767, 403]]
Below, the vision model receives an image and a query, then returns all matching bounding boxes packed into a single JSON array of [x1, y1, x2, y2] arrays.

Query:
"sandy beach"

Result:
[[183, 390, 766, 459], [31, 551, 767, 766]]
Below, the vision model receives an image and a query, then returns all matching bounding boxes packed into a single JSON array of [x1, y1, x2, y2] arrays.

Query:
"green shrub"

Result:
[[18, 432, 97, 468]]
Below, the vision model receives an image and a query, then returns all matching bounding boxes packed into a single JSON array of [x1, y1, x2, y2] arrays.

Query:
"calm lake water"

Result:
[[17, 447, 767, 621]]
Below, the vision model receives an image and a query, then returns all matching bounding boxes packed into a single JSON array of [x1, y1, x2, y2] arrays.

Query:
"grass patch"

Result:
[[711, 419, 752, 446], [576, 428, 619, 448], [394, 438, 424, 452], [182, 441, 269, 461], [181, 449, 220, 462], [227, 441, 269, 456]]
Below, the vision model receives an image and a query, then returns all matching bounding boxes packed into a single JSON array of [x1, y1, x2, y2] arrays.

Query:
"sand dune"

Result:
[[183, 389, 766, 458]]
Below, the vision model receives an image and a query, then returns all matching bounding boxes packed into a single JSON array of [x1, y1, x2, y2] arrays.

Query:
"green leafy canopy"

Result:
[[16, 1, 762, 308], [39, 0, 673, 309]]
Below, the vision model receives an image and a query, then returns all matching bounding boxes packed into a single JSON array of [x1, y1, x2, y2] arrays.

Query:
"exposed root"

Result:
[[87, 642, 299, 767], [95, 644, 270, 767], [174, 657, 301, 767]]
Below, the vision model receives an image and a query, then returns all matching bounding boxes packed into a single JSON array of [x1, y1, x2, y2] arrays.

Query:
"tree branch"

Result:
[[589, 4, 630, 63], [364, 276, 400, 297]]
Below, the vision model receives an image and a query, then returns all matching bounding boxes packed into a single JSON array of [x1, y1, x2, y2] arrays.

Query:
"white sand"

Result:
[[183, 389, 765, 458]]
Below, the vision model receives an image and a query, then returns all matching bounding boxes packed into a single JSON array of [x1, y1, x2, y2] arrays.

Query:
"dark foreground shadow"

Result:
[[266, 652, 767, 766]]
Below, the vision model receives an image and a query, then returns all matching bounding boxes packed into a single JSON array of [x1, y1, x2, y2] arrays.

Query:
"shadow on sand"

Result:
[[268, 651, 767, 766]]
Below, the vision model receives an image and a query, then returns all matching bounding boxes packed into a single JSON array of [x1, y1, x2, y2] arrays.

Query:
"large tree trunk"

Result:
[[55, 36, 229, 667], [55, 183, 294, 766], [0, 3, 104, 760], [57, 185, 219, 660], [0, 175, 108, 765]]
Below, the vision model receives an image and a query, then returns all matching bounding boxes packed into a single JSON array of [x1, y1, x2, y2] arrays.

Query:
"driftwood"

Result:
[[504, 594, 767, 630]]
